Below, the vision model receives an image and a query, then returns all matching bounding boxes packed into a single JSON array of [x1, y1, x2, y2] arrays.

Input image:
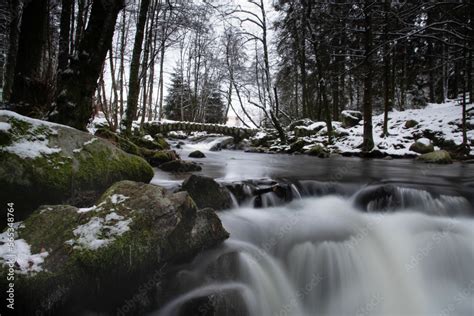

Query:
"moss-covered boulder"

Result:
[[0, 111, 154, 221], [182, 175, 233, 210], [0, 181, 229, 315], [409, 138, 434, 154], [416, 150, 452, 164], [306, 144, 330, 158]]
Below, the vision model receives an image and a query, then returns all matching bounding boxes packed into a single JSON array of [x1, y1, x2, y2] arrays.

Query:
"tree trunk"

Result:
[[9, 0, 49, 114], [53, 0, 124, 130], [58, 0, 73, 72], [122, 0, 150, 135], [362, 1, 374, 152], [3, 0, 22, 102]]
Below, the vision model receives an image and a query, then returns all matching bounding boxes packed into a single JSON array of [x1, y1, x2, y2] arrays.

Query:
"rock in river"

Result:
[[182, 175, 234, 210], [0, 180, 229, 315], [159, 159, 202, 172], [189, 150, 206, 158]]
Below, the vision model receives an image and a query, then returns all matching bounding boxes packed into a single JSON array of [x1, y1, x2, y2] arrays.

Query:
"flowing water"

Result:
[[150, 137, 474, 316]]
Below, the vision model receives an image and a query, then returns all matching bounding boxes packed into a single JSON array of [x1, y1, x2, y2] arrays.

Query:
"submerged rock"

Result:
[[189, 150, 206, 158], [182, 175, 233, 210], [0, 111, 154, 221], [159, 160, 202, 172], [416, 150, 452, 164], [0, 181, 228, 315]]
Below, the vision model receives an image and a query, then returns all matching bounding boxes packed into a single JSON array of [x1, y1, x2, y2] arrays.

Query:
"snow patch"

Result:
[[0, 122, 11, 131], [1, 139, 62, 159], [0, 228, 49, 274], [110, 194, 129, 204]]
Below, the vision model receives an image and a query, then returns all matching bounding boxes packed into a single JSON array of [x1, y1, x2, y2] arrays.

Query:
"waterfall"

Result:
[[151, 193, 474, 316]]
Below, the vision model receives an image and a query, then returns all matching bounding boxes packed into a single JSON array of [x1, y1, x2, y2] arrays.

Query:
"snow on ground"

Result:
[[296, 100, 473, 156], [0, 224, 49, 274]]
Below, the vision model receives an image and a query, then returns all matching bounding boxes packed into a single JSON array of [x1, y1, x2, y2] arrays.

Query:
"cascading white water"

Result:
[[153, 192, 474, 316]]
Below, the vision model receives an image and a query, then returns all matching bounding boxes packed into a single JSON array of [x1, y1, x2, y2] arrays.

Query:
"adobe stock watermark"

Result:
[[5, 202, 16, 311]]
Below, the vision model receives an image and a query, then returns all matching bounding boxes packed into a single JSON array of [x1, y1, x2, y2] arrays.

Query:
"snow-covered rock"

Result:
[[0, 181, 228, 314], [0, 111, 154, 221]]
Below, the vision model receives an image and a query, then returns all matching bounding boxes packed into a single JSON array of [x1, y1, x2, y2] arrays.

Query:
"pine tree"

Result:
[[163, 71, 196, 121]]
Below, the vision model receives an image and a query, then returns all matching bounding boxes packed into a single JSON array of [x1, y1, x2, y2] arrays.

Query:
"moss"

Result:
[[307, 144, 330, 158], [8, 117, 33, 137], [416, 150, 452, 164]]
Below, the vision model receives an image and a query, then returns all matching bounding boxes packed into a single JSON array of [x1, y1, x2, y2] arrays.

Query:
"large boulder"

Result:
[[0, 111, 154, 220], [182, 175, 234, 210], [404, 119, 418, 129], [0, 181, 229, 315], [341, 110, 362, 128], [416, 150, 453, 164], [159, 160, 202, 172], [409, 138, 434, 154]]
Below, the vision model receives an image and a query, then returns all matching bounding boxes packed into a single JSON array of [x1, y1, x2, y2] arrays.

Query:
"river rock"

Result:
[[341, 110, 362, 128], [287, 139, 306, 153], [306, 144, 330, 158], [416, 150, 452, 164], [148, 149, 180, 167], [0, 181, 229, 315], [409, 138, 434, 154], [159, 160, 202, 172], [353, 184, 401, 211], [189, 150, 206, 158], [182, 175, 233, 210], [209, 136, 234, 151], [0, 111, 154, 221]]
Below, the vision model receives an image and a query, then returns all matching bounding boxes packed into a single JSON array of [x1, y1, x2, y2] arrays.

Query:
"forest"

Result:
[[0, 0, 472, 151]]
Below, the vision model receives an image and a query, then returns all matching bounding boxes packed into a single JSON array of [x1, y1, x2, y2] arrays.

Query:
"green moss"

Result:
[[8, 117, 33, 136], [0, 130, 12, 146]]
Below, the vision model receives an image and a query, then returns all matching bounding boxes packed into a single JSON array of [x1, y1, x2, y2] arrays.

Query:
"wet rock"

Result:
[[209, 136, 234, 151], [148, 150, 180, 167], [0, 111, 154, 221], [353, 184, 401, 211], [182, 175, 233, 210], [0, 181, 229, 315], [159, 160, 202, 172], [416, 150, 452, 164], [189, 150, 206, 158]]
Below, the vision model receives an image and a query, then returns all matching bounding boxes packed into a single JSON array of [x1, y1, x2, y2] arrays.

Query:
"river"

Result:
[[150, 136, 474, 316]]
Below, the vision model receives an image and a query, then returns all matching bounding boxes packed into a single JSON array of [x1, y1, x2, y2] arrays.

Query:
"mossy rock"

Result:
[[0, 111, 154, 221], [287, 139, 306, 153], [416, 150, 452, 164], [148, 150, 179, 167], [94, 127, 142, 156], [0, 181, 228, 315], [129, 134, 170, 151], [405, 120, 418, 129], [409, 140, 434, 154], [306, 144, 330, 158], [182, 175, 233, 210]]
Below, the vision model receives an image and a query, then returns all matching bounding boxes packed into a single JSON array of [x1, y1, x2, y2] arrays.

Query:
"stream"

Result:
[[150, 136, 474, 316]]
